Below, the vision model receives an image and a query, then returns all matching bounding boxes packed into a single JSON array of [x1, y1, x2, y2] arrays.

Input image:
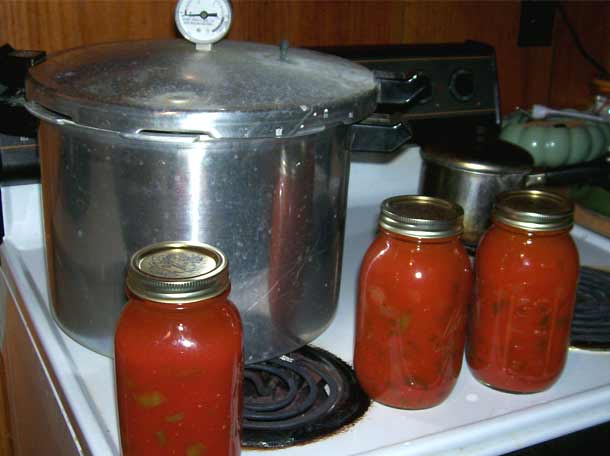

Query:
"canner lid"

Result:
[[26, 39, 378, 139]]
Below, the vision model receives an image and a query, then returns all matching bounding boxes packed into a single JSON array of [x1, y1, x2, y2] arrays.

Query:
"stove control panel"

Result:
[[315, 41, 500, 124]]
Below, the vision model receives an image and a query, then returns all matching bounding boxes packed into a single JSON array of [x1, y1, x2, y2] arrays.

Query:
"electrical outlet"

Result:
[[518, 0, 558, 47]]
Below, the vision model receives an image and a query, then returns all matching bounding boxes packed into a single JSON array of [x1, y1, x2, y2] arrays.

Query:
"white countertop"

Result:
[[3, 147, 610, 455]]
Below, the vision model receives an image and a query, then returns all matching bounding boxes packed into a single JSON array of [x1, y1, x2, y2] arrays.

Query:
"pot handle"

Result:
[[525, 156, 610, 190], [350, 115, 413, 153], [118, 131, 214, 143], [376, 72, 427, 106], [24, 101, 77, 127], [26, 102, 213, 143]]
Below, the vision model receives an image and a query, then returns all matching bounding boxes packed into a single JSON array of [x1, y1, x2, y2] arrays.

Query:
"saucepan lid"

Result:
[[26, 39, 378, 139], [420, 138, 534, 174]]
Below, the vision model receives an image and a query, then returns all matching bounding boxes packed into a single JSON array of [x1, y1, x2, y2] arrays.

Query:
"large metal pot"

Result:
[[25, 39, 387, 362], [419, 138, 610, 246]]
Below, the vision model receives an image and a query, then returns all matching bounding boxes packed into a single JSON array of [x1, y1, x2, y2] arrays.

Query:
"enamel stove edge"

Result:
[[2, 146, 610, 455]]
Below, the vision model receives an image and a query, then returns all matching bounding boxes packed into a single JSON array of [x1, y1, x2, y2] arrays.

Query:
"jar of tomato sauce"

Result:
[[467, 189, 579, 393], [354, 195, 473, 409], [115, 241, 243, 456]]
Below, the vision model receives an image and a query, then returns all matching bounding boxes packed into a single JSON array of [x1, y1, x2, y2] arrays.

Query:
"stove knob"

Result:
[[449, 69, 475, 102]]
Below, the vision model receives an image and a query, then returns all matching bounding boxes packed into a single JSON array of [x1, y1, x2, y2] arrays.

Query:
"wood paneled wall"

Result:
[[1, 1, 608, 114], [549, 1, 610, 109]]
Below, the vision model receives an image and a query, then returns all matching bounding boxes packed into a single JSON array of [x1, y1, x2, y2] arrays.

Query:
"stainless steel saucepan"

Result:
[[419, 138, 610, 246]]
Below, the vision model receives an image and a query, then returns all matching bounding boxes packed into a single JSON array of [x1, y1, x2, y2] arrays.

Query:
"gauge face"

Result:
[[175, 0, 232, 45]]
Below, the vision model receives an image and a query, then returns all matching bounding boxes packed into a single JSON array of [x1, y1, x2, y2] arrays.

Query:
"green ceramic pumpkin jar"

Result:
[[500, 111, 610, 168]]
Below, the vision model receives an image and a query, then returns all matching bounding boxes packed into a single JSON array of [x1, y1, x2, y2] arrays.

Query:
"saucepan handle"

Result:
[[525, 156, 610, 190], [350, 115, 413, 153]]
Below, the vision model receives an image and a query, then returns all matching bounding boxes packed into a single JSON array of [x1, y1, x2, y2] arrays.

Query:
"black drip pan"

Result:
[[241, 345, 370, 448], [571, 266, 610, 350]]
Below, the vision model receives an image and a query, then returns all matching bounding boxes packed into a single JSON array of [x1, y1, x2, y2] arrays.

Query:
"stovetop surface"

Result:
[[3, 147, 610, 455]]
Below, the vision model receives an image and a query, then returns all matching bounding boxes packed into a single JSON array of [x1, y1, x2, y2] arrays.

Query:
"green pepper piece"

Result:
[[154, 431, 167, 447], [165, 412, 185, 423], [186, 442, 207, 456], [134, 391, 166, 408], [398, 312, 412, 332]]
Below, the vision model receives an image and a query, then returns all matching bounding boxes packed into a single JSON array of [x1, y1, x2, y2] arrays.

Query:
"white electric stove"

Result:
[[2, 146, 610, 456]]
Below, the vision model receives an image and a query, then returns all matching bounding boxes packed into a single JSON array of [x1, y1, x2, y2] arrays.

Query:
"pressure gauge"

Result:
[[175, 0, 232, 50]]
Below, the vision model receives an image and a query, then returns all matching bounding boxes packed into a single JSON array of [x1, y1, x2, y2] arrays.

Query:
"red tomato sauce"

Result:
[[466, 221, 579, 393], [115, 290, 243, 455], [354, 229, 473, 409]]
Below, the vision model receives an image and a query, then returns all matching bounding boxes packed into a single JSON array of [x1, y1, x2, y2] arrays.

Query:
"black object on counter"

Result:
[[0, 137, 40, 185], [0, 43, 45, 243], [0, 133, 41, 243], [0, 43, 46, 138]]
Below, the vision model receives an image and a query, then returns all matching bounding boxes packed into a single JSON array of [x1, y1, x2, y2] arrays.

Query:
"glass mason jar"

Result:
[[115, 241, 243, 456], [467, 190, 579, 393], [354, 195, 473, 409]]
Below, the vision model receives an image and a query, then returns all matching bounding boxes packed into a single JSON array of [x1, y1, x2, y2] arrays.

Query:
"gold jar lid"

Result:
[[126, 241, 230, 303], [493, 189, 574, 232], [379, 195, 464, 238]]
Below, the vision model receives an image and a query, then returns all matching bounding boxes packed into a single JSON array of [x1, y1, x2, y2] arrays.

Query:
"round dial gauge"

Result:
[[175, 0, 232, 45]]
